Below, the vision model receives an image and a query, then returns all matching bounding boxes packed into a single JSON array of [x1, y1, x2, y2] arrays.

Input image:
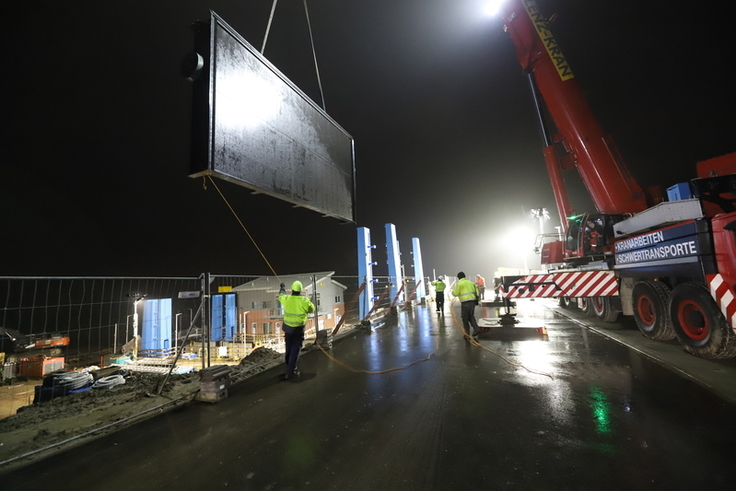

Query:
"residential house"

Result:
[[231, 272, 347, 341]]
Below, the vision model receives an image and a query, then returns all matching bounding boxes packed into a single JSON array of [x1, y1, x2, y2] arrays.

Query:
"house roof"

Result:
[[232, 272, 346, 294]]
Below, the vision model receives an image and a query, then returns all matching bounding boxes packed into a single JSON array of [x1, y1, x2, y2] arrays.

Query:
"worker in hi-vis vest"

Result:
[[475, 274, 486, 300], [452, 271, 481, 339], [431, 276, 447, 313], [278, 280, 315, 380]]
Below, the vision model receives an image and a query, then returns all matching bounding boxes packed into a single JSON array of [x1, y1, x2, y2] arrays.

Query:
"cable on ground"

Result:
[[314, 338, 435, 374], [449, 297, 554, 380]]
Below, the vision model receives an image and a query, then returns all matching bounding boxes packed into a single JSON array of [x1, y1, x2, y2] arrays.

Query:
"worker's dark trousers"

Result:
[[436, 292, 445, 312], [478, 287, 485, 300], [283, 325, 305, 376], [460, 301, 480, 336]]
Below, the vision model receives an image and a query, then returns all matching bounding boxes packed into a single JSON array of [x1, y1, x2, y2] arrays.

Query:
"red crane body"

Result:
[[496, 0, 736, 360], [501, 0, 647, 224]]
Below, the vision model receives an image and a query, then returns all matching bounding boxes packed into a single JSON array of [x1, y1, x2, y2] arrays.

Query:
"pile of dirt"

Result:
[[231, 346, 283, 382], [0, 347, 283, 469]]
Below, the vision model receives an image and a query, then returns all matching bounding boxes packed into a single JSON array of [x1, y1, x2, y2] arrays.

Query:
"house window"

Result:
[[251, 302, 258, 309], [263, 322, 272, 335], [262, 300, 270, 309], [251, 322, 257, 334], [335, 295, 341, 303]]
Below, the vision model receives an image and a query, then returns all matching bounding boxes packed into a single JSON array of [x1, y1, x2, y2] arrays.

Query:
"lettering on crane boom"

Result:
[[614, 222, 700, 267], [522, 0, 574, 81]]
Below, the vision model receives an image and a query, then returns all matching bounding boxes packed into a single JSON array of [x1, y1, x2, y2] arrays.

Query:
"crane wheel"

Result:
[[669, 283, 736, 359], [591, 296, 621, 323], [578, 297, 595, 316], [632, 281, 675, 341], [558, 297, 572, 309]]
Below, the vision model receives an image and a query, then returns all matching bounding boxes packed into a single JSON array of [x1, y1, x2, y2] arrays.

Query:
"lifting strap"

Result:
[[260, 0, 326, 111]]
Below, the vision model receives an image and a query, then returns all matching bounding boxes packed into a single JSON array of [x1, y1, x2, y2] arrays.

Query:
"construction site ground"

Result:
[[2, 300, 736, 490]]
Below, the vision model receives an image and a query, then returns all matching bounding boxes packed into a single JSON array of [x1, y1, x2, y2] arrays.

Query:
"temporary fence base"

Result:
[[197, 365, 231, 403], [314, 330, 334, 350]]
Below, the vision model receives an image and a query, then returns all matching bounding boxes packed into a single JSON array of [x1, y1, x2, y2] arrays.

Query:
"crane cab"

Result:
[[537, 213, 626, 268]]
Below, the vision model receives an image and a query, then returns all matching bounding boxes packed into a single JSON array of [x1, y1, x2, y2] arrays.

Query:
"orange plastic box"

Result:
[[19, 357, 65, 377]]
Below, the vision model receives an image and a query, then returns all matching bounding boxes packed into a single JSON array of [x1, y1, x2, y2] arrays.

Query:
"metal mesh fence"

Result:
[[0, 276, 201, 367], [0, 273, 442, 420]]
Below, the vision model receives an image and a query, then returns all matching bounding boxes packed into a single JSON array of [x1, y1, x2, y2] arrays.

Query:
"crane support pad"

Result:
[[504, 271, 619, 299]]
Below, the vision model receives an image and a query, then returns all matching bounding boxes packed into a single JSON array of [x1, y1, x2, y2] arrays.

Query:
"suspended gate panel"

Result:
[[189, 11, 356, 223]]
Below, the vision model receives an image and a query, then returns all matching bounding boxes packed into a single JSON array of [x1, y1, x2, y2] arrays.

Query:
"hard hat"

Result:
[[291, 280, 303, 292]]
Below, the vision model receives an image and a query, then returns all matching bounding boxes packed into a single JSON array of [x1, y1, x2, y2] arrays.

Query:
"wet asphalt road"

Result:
[[3, 301, 736, 491]]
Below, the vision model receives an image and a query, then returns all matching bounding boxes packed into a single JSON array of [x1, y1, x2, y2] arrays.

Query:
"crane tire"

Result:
[[669, 283, 736, 359], [578, 297, 595, 316], [591, 297, 621, 323], [558, 297, 572, 309], [632, 281, 676, 341]]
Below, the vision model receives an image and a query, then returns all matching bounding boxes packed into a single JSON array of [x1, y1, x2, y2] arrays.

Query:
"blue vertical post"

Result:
[[411, 238, 426, 301], [225, 294, 237, 340], [142, 298, 172, 355], [357, 227, 376, 320], [210, 294, 224, 342], [385, 223, 404, 306]]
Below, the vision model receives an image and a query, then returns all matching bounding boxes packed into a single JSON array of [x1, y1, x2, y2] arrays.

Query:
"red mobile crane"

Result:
[[498, 0, 736, 359]]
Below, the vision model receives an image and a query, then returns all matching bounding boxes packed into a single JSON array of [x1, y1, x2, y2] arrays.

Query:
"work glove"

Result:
[[279, 283, 285, 294]]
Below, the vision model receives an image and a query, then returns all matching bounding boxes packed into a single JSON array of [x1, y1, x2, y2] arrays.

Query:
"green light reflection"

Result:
[[590, 386, 612, 434]]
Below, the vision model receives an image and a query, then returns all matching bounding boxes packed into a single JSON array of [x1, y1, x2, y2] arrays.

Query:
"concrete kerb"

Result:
[[547, 303, 736, 405]]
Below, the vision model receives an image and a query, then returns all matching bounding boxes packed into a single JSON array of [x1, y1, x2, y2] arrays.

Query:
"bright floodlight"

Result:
[[507, 227, 535, 249], [483, 0, 506, 16]]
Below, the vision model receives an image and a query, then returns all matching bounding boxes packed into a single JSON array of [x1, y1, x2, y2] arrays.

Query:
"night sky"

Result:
[[2, 0, 734, 280]]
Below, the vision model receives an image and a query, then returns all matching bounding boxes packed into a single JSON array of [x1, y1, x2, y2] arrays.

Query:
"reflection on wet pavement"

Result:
[[3, 299, 736, 490]]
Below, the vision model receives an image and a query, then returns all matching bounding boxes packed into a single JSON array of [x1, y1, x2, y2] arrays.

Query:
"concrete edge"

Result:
[[548, 304, 736, 405]]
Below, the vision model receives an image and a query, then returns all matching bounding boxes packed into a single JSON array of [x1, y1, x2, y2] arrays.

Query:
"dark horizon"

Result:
[[2, 0, 734, 280]]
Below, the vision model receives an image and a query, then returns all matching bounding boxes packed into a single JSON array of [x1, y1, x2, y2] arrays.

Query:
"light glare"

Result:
[[484, 0, 506, 16]]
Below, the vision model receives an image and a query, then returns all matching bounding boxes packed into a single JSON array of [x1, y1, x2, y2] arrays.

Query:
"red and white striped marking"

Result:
[[707, 274, 736, 332], [504, 274, 561, 299], [504, 271, 619, 299]]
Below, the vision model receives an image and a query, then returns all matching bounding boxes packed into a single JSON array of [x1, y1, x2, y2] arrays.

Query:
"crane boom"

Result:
[[501, 0, 648, 220]]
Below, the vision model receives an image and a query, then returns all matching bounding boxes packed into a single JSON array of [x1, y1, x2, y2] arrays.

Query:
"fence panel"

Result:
[[0, 276, 202, 367], [0, 273, 439, 421]]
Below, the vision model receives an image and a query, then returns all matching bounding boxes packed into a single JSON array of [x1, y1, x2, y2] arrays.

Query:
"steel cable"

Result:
[[449, 297, 554, 379]]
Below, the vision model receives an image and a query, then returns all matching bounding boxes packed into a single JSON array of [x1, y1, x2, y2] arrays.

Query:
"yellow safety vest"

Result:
[[279, 293, 315, 327], [453, 278, 479, 303], [432, 280, 446, 292]]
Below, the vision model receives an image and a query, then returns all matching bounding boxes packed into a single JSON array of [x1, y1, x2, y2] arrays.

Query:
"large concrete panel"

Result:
[[190, 12, 355, 223]]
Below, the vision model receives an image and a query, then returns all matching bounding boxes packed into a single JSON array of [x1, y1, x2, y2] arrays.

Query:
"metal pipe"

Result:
[[261, 0, 279, 54], [527, 72, 552, 147], [157, 303, 203, 396], [202, 273, 211, 369], [312, 274, 319, 334]]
